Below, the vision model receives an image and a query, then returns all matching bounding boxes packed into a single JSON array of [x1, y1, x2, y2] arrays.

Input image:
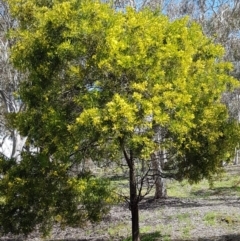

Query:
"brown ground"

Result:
[[1, 166, 240, 241]]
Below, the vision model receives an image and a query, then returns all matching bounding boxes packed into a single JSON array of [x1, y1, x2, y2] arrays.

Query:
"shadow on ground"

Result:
[[125, 232, 240, 241], [191, 186, 240, 198], [121, 232, 240, 241], [139, 194, 240, 210], [1, 233, 240, 241]]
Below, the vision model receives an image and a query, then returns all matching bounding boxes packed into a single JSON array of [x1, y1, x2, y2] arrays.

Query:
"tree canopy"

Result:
[[9, 0, 239, 170], [2, 0, 240, 240]]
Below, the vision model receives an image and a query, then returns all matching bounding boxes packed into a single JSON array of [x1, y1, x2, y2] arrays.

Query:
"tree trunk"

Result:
[[129, 162, 140, 241], [234, 147, 239, 165], [123, 147, 140, 241], [131, 201, 140, 241], [151, 150, 167, 199], [11, 130, 27, 162], [0, 130, 27, 161]]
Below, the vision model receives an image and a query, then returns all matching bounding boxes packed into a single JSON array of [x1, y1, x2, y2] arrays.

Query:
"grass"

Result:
[[141, 225, 154, 233], [109, 163, 240, 200], [182, 226, 191, 239], [203, 211, 219, 226], [107, 221, 131, 238], [105, 165, 240, 241], [175, 212, 193, 239], [176, 212, 191, 222], [203, 211, 240, 227], [123, 231, 168, 241], [166, 170, 240, 199]]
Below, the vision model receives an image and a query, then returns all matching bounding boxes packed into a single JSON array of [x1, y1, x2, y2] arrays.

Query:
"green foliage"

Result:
[[0, 153, 115, 236], [77, 176, 117, 222], [8, 0, 240, 178], [167, 120, 240, 183], [0, 153, 81, 236]]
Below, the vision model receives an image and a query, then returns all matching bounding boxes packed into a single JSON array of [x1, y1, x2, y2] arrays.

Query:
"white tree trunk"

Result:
[[151, 150, 167, 199], [0, 89, 26, 160], [234, 147, 239, 165], [11, 130, 27, 161], [0, 0, 27, 161], [0, 131, 27, 160]]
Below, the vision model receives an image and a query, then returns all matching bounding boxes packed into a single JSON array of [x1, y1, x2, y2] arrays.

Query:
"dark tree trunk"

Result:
[[129, 161, 140, 241], [123, 147, 140, 241]]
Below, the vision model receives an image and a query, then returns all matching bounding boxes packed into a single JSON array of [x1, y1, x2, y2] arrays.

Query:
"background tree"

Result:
[[0, 0, 27, 160], [5, 0, 240, 241]]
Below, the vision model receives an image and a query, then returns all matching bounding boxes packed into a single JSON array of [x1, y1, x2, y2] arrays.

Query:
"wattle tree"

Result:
[[2, 0, 240, 240]]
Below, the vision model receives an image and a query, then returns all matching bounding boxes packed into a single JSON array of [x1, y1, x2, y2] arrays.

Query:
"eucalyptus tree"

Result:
[[0, 0, 27, 161]]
